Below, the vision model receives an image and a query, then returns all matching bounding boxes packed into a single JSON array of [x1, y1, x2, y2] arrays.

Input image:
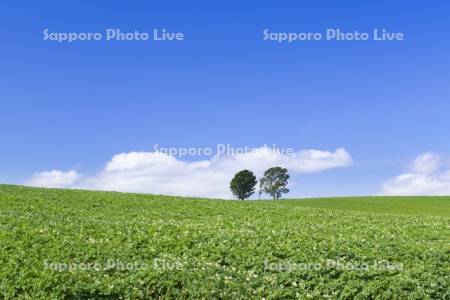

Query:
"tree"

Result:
[[260, 167, 290, 199], [230, 170, 257, 200]]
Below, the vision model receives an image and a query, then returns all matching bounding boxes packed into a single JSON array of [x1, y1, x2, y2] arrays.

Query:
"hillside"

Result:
[[272, 196, 450, 217], [0, 185, 449, 299]]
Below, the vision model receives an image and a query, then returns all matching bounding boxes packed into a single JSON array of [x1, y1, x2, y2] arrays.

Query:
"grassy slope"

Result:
[[271, 196, 450, 217], [0, 185, 449, 299]]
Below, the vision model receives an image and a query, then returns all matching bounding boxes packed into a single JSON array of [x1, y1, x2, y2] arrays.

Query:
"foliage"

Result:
[[260, 167, 290, 199], [0, 185, 449, 299], [230, 170, 257, 200]]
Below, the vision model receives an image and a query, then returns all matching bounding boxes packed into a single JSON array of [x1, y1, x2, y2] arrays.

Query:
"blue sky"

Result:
[[1, 1, 450, 197]]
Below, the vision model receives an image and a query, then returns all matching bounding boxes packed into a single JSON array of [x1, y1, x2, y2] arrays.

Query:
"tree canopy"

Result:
[[260, 167, 290, 199], [230, 170, 257, 200]]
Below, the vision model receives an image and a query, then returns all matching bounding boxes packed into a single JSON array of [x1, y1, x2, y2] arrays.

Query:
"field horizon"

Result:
[[3, 184, 450, 216], [1, 184, 448, 298]]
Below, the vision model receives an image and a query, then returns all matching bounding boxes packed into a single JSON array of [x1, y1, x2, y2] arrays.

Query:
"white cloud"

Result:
[[26, 170, 81, 188], [382, 152, 450, 195], [411, 152, 441, 174], [25, 146, 353, 198]]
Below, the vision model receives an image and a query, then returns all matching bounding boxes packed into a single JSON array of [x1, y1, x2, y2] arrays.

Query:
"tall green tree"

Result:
[[230, 170, 257, 200], [260, 167, 290, 199]]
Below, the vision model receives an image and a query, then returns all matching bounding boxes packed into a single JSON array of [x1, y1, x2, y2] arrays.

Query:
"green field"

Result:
[[271, 196, 450, 217], [0, 185, 449, 299]]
